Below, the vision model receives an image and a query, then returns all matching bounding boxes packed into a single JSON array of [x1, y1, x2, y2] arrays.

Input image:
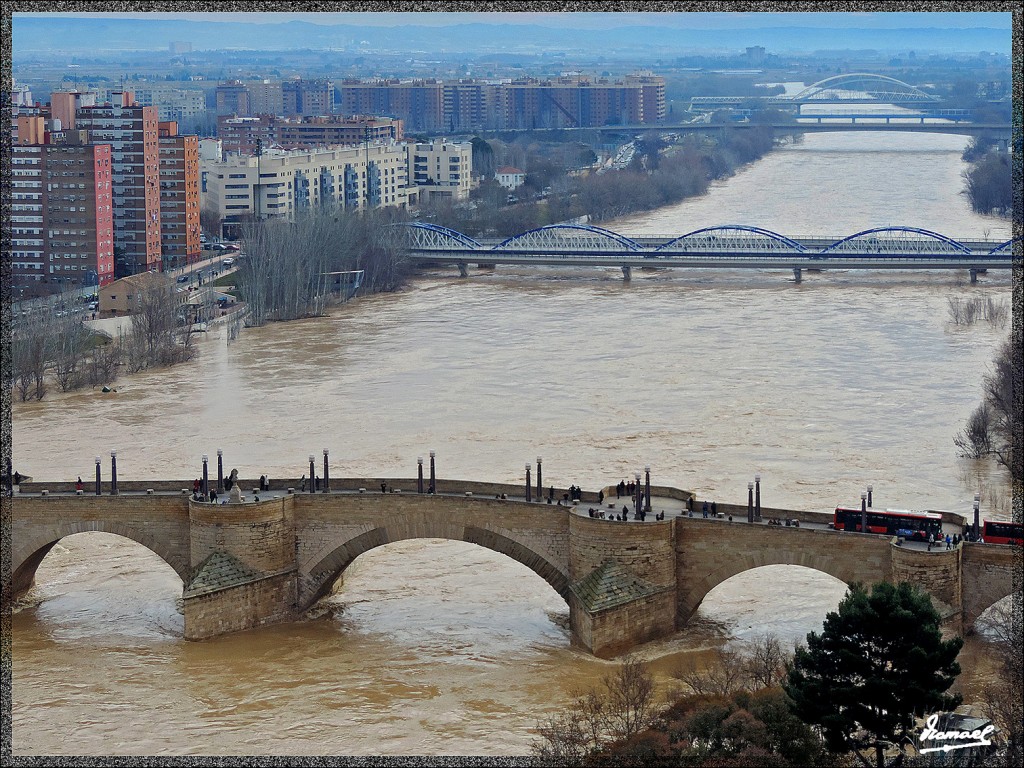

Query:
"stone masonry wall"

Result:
[[890, 541, 962, 627], [568, 514, 676, 587], [291, 493, 571, 608], [587, 589, 677, 659], [11, 494, 192, 593], [183, 571, 297, 640], [189, 496, 294, 573], [961, 542, 1018, 627], [675, 517, 893, 622]]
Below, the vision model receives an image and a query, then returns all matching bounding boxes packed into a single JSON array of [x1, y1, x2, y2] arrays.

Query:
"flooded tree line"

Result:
[[8, 277, 212, 401]]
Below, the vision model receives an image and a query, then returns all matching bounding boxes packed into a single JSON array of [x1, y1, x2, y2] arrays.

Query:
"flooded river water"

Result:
[[11, 130, 1013, 756]]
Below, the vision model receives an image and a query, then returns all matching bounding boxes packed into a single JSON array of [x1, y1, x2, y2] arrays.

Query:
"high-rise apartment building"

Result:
[[215, 81, 250, 116], [75, 91, 162, 276], [158, 121, 202, 268], [337, 73, 665, 131], [11, 141, 115, 296], [217, 113, 403, 155], [103, 85, 207, 125], [337, 79, 446, 132], [282, 78, 334, 116]]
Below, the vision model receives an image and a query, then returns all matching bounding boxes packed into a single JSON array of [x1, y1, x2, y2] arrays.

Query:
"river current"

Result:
[[10, 131, 1013, 756]]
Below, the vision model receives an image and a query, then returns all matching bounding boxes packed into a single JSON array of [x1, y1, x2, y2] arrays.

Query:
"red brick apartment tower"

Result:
[[11, 142, 114, 296], [158, 121, 202, 267], [75, 91, 162, 276]]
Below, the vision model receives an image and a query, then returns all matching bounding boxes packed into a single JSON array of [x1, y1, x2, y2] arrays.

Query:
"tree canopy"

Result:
[[784, 582, 963, 768]]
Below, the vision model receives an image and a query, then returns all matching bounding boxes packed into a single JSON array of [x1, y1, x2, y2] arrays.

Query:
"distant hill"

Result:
[[12, 16, 1011, 56]]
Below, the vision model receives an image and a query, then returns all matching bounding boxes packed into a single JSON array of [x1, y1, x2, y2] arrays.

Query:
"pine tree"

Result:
[[784, 581, 963, 768]]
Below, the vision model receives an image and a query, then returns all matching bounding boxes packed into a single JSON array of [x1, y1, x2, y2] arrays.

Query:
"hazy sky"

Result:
[[14, 11, 1013, 29]]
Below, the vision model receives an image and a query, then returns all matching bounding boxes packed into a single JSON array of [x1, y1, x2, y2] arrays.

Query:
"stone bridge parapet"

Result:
[[10, 480, 1018, 657]]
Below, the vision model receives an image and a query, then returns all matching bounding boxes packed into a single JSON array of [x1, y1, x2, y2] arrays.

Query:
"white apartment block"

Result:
[[201, 139, 473, 236], [406, 140, 473, 203], [201, 142, 413, 226]]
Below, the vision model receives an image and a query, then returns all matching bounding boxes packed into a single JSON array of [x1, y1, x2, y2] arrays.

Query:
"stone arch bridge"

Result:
[[11, 479, 1017, 658]]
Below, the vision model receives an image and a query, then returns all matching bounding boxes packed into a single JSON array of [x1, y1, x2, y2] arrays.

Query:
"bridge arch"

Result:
[[679, 551, 860, 623], [301, 523, 569, 610], [493, 224, 643, 251], [12, 524, 190, 598], [398, 222, 483, 250], [818, 226, 972, 255], [654, 225, 806, 253], [793, 73, 939, 103], [988, 238, 1019, 255]]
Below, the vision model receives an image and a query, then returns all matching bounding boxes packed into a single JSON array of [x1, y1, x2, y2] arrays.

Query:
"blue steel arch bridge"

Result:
[[398, 222, 1015, 283]]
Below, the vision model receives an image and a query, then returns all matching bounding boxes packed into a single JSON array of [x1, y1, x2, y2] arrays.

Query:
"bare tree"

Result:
[[531, 654, 658, 762], [673, 634, 794, 697], [977, 600, 1023, 767], [604, 654, 658, 741], [51, 316, 93, 392], [956, 337, 1020, 472]]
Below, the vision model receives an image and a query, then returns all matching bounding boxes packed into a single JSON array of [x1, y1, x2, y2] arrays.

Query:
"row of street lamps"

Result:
[[81, 453, 986, 540]]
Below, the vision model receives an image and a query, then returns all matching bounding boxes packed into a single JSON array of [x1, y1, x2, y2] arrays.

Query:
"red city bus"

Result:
[[833, 506, 943, 541], [981, 520, 1023, 546]]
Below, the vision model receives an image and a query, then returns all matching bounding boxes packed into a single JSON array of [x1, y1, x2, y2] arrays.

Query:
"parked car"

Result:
[[176, 275, 190, 283], [211, 243, 228, 251], [222, 257, 235, 268]]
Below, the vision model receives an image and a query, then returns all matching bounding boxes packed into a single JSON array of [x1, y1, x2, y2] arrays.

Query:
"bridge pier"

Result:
[[970, 269, 978, 284], [621, 265, 632, 281], [792, 267, 802, 283], [457, 262, 468, 278]]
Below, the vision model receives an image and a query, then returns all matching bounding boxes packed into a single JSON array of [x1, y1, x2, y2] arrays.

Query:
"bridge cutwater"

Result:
[[12, 469, 1015, 658], [401, 223, 1016, 283]]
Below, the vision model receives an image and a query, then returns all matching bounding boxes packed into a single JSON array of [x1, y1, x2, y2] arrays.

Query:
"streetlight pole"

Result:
[[323, 449, 330, 493], [867, 484, 873, 508], [973, 494, 980, 540], [536, 457, 542, 500], [417, 457, 424, 494], [110, 451, 118, 495], [309, 455, 315, 494], [95, 455, 102, 495], [754, 474, 761, 522], [634, 472, 641, 518], [217, 449, 224, 493], [525, 464, 532, 502], [429, 450, 436, 494], [860, 492, 867, 533], [747, 482, 754, 523], [202, 454, 209, 499], [644, 465, 651, 514]]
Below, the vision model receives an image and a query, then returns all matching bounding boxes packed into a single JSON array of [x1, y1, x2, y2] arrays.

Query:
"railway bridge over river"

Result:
[[11, 476, 1016, 658]]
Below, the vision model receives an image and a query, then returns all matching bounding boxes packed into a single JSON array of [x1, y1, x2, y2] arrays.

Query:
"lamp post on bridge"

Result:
[[308, 455, 315, 494], [417, 457, 424, 494], [644, 465, 651, 514], [110, 450, 118, 496], [861, 492, 868, 533], [95, 455, 102, 496], [323, 449, 330, 493], [973, 494, 980, 541], [525, 463, 532, 502], [867, 484, 873, 508], [634, 472, 641, 518], [217, 449, 224, 493], [536, 457, 542, 500], [754, 474, 761, 522], [747, 482, 754, 523], [429, 450, 436, 494], [202, 454, 209, 498]]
